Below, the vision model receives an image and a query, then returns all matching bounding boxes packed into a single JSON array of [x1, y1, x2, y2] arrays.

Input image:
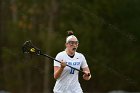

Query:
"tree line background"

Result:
[[0, 0, 140, 93]]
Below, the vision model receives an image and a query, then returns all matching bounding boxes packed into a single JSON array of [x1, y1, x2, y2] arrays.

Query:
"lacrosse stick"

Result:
[[22, 40, 89, 75]]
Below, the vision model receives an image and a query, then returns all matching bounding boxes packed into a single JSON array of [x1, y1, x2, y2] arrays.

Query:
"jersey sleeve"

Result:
[[54, 53, 62, 67], [81, 54, 88, 68]]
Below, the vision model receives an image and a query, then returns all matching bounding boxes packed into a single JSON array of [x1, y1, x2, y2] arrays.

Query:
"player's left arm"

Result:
[[82, 67, 91, 80]]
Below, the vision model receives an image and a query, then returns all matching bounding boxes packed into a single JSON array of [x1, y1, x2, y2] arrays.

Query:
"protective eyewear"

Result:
[[68, 41, 79, 45]]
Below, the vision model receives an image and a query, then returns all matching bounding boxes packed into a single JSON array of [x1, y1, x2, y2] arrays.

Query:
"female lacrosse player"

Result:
[[53, 31, 91, 93]]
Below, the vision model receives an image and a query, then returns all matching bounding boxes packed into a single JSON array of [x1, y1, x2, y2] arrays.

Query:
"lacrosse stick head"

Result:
[[22, 40, 41, 55]]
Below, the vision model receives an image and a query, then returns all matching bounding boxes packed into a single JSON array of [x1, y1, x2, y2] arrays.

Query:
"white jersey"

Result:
[[53, 51, 88, 93]]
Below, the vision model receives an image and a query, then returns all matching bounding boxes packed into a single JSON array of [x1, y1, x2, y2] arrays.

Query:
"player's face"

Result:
[[65, 38, 79, 54]]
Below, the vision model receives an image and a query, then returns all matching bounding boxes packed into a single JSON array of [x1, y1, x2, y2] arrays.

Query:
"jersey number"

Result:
[[70, 68, 75, 74]]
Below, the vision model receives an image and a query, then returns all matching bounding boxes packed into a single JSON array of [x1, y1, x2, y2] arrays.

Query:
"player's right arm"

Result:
[[54, 62, 66, 79]]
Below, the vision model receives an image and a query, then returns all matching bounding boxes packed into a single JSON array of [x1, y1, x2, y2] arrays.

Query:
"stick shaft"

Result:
[[40, 53, 84, 73]]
